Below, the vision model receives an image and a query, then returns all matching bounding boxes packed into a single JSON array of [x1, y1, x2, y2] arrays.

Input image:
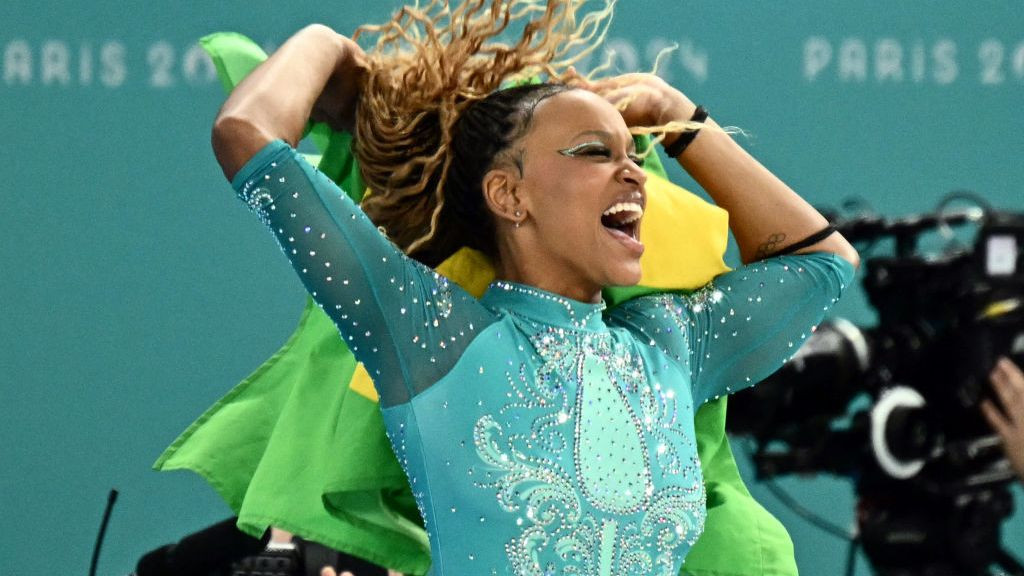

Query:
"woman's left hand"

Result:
[[574, 73, 860, 268], [571, 72, 695, 129]]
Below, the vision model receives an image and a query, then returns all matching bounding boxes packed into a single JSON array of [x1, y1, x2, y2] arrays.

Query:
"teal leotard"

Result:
[[232, 139, 853, 575]]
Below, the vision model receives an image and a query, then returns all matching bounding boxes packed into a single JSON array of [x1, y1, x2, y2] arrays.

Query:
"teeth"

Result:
[[602, 202, 644, 222]]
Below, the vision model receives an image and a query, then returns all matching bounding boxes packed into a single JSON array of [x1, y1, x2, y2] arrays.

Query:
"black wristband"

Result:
[[663, 105, 709, 158], [763, 225, 837, 258]]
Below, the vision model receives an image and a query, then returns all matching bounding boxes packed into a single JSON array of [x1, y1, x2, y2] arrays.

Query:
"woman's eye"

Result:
[[560, 143, 640, 164], [579, 146, 611, 157]]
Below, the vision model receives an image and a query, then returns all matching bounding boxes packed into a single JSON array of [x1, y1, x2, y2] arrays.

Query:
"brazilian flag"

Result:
[[155, 32, 798, 576]]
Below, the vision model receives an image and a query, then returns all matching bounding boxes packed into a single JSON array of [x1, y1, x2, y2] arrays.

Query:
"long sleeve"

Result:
[[231, 140, 495, 406], [614, 252, 854, 405]]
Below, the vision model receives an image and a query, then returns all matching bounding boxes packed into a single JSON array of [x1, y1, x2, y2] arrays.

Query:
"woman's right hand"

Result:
[[212, 24, 368, 181], [310, 33, 368, 133]]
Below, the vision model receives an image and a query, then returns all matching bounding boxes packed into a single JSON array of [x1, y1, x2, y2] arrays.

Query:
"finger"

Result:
[[582, 75, 634, 94], [599, 85, 642, 106], [999, 379, 1024, 426], [981, 399, 1012, 439], [563, 65, 584, 83], [319, 567, 335, 576], [996, 356, 1024, 389], [990, 364, 1020, 413]]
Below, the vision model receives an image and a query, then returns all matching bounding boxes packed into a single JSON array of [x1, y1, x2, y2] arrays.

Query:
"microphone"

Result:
[[89, 489, 118, 576]]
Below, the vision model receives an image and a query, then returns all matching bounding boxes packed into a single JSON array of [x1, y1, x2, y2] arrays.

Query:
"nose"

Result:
[[618, 160, 647, 188]]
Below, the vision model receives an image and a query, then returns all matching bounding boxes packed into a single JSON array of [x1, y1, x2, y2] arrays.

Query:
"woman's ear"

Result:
[[482, 168, 526, 226]]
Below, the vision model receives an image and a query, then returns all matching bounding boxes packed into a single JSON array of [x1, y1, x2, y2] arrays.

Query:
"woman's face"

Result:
[[506, 89, 647, 301]]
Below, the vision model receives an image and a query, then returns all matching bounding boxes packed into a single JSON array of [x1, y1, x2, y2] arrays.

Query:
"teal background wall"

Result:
[[2, 1, 1022, 574]]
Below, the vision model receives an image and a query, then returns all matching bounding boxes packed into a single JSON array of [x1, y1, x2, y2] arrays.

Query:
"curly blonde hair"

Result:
[[352, 0, 616, 263]]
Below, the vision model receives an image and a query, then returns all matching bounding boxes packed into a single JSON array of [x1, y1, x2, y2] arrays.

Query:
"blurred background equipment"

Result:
[[728, 197, 1024, 576], [133, 518, 387, 576]]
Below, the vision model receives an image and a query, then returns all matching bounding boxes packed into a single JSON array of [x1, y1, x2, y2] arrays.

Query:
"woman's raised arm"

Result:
[[206, 25, 492, 406], [587, 73, 859, 268], [211, 24, 367, 181]]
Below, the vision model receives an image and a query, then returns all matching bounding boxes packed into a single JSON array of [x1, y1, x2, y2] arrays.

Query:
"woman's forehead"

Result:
[[530, 91, 630, 141]]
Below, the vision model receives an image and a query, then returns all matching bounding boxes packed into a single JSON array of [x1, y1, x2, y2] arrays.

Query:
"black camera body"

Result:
[[727, 208, 1024, 576], [230, 539, 385, 576], [228, 542, 303, 576]]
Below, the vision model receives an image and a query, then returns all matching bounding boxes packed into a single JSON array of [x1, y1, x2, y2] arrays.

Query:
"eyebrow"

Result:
[[573, 129, 613, 141]]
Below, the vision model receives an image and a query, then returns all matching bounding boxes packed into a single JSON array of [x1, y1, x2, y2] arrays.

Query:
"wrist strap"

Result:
[[763, 225, 837, 258], [663, 105, 709, 158]]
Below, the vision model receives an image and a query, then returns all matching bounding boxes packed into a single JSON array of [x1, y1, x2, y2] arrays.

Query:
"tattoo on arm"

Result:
[[755, 233, 787, 259]]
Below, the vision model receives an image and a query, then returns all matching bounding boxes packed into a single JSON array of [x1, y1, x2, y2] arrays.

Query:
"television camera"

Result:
[[727, 204, 1024, 576]]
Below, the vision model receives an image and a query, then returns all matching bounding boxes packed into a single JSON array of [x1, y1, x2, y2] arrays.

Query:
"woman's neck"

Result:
[[493, 265, 603, 304]]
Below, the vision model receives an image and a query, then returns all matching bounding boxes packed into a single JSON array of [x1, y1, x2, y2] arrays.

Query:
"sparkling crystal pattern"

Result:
[[470, 319, 705, 575]]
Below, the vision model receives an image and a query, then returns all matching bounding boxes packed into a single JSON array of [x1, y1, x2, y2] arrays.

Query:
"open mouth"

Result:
[[601, 201, 644, 241]]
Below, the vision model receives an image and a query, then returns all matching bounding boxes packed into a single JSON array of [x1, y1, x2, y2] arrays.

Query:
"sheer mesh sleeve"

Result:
[[613, 252, 854, 405], [231, 140, 495, 406]]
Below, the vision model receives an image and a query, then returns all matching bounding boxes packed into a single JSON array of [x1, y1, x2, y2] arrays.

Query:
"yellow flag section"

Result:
[[347, 174, 730, 403], [631, 175, 730, 289]]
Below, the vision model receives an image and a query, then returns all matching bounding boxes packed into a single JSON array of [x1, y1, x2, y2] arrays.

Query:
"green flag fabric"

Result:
[[156, 31, 798, 576]]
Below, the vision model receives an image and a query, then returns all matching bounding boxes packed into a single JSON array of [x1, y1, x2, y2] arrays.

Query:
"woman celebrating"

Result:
[[210, 2, 858, 574]]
